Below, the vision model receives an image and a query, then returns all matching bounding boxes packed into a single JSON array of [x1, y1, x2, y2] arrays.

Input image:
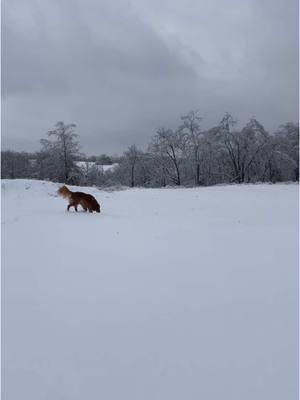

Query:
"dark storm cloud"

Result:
[[2, 0, 298, 154]]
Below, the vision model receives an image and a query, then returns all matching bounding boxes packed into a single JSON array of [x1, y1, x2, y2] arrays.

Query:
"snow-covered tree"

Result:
[[40, 121, 80, 183], [179, 110, 203, 185]]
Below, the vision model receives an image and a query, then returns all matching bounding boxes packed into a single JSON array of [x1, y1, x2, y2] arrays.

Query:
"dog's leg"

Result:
[[67, 203, 76, 211]]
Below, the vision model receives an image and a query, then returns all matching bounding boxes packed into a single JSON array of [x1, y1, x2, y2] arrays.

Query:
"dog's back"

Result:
[[72, 191, 100, 212]]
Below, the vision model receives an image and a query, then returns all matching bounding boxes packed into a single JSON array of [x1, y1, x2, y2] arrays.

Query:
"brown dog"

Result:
[[58, 185, 101, 213]]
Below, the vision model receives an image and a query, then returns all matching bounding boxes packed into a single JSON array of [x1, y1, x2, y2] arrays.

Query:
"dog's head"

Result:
[[57, 185, 71, 199], [95, 203, 101, 213]]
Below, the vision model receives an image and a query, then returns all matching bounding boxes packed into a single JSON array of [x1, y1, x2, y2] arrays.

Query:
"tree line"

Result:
[[1, 112, 299, 187]]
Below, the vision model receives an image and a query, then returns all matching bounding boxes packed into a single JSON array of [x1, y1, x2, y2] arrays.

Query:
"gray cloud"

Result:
[[2, 0, 298, 155]]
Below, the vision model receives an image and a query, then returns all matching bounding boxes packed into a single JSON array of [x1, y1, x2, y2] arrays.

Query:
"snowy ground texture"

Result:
[[2, 179, 299, 400]]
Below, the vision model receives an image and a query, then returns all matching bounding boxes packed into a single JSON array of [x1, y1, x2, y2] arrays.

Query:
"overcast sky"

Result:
[[2, 0, 299, 155]]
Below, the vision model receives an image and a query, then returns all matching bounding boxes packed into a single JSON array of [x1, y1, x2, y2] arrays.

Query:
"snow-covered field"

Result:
[[2, 179, 299, 400]]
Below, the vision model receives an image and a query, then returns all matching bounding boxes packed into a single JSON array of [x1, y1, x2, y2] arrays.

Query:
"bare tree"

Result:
[[237, 118, 269, 182], [150, 128, 185, 185], [216, 113, 242, 182], [212, 114, 269, 183], [274, 122, 299, 181], [180, 110, 203, 185], [40, 121, 80, 183], [124, 145, 139, 187]]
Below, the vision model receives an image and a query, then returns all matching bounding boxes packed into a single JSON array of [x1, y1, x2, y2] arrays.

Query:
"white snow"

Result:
[[101, 163, 119, 172], [75, 161, 119, 173], [2, 179, 299, 400]]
